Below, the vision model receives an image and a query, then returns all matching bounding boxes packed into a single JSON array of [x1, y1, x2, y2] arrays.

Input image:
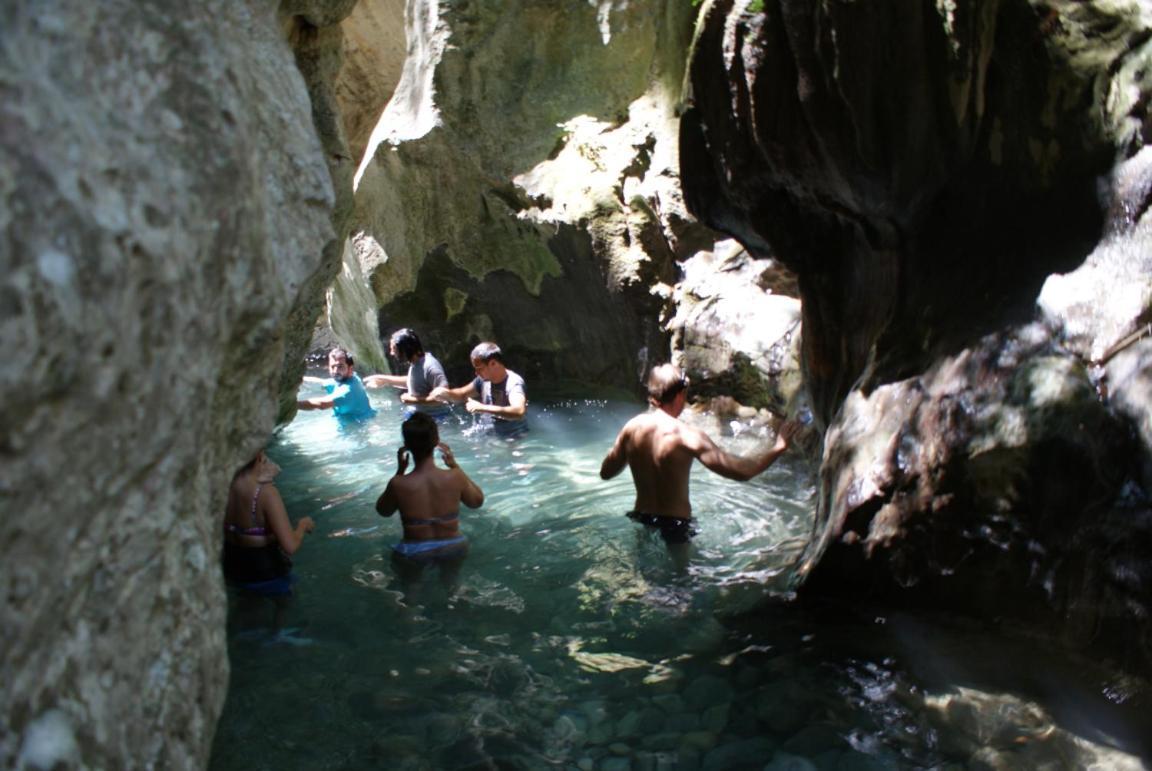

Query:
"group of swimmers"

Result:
[[222, 327, 799, 597], [296, 329, 528, 438]]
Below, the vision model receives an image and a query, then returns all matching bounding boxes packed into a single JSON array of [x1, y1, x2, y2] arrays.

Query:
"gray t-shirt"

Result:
[[470, 369, 528, 436], [408, 352, 450, 415]]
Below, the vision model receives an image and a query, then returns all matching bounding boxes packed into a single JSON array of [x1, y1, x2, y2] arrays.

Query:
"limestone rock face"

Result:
[[348, 0, 710, 387], [683, 0, 1152, 669], [278, 3, 391, 406], [0, 2, 333, 767], [1039, 145, 1152, 491], [335, 0, 407, 166], [670, 240, 802, 412]]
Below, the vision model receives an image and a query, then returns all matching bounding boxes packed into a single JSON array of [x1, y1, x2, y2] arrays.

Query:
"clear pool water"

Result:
[[209, 390, 1150, 770]]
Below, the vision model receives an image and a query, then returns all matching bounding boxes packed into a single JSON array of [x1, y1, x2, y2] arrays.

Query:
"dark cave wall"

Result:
[[681, 0, 1119, 420], [681, 0, 1152, 671]]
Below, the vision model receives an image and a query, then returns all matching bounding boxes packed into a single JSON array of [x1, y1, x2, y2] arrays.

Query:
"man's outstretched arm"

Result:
[[429, 382, 478, 403], [364, 374, 407, 389], [694, 420, 799, 481]]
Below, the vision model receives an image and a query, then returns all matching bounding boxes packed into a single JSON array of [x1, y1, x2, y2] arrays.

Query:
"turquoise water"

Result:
[[209, 390, 1150, 770]]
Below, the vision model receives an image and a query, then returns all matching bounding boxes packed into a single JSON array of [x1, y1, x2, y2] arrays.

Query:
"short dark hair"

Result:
[[390, 328, 424, 361], [329, 347, 354, 367], [470, 341, 503, 364], [647, 363, 688, 406], [401, 412, 438, 460]]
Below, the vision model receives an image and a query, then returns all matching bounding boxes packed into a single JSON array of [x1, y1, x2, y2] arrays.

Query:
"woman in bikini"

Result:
[[375, 413, 485, 596], [222, 450, 314, 595]]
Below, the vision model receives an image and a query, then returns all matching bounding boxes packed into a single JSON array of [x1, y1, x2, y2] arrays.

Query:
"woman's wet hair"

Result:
[[647, 363, 689, 406], [235, 449, 265, 479], [390, 328, 424, 361], [401, 412, 438, 459], [470, 341, 503, 364]]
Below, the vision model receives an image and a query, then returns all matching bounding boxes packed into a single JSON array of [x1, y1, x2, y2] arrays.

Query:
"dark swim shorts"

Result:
[[626, 511, 698, 544]]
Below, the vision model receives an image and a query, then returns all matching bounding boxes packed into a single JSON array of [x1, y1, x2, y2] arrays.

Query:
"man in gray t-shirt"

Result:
[[364, 328, 451, 417], [430, 341, 528, 436]]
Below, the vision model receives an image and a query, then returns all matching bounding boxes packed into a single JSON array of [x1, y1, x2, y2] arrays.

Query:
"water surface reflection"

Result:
[[210, 393, 1149, 769]]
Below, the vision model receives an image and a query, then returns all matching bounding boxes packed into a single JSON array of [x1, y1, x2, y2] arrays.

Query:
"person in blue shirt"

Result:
[[297, 347, 377, 421], [430, 341, 527, 437]]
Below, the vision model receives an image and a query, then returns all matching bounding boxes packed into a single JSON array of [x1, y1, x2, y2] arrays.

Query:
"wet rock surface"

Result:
[[671, 240, 802, 413], [795, 325, 1149, 659]]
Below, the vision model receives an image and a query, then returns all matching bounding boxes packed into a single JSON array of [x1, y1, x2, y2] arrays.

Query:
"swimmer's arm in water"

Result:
[[263, 485, 314, 554], [599, 425, 631, 480], [363, 374, 407, 389], [465, 389, 526, 419], [439, 443, 485, 508], [693, 419, 799, 481]]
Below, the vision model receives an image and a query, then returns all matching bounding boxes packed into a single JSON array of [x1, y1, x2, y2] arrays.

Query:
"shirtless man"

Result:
[[376, 413, 485, 595], [599, 363, 799, 544]]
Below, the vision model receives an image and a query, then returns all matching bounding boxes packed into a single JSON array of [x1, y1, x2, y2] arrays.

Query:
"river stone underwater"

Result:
[[209, 389, 1151, 770]]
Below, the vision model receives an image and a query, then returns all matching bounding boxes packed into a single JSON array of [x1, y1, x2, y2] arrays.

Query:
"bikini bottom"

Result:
[[223, 541, 294, 593], [392, 535, 469, 562]]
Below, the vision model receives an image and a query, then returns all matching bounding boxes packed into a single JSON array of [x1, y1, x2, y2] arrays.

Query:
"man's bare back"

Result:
[[602, 410, 703, 519], [600, 363, 798, 527]]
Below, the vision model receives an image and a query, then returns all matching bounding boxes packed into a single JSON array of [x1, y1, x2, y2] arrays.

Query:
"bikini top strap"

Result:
[[249, 483, 264, 528]]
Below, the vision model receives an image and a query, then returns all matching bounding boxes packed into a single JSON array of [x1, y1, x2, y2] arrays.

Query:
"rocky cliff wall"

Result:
[[346, 0, 712, 387], [278, 1, 392, 397], [0, 3, 333, 766], [335, 0, 407, 165], [682, 0, 1152, 670]]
